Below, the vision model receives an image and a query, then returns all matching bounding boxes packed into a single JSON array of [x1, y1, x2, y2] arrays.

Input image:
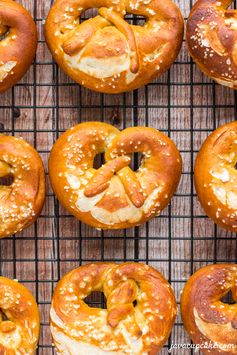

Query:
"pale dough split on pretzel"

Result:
[[50, 262, 177, 354], [187, 0, 237, 89], [181, 264, 237, 355], [0, 277, 40, 354], [0, 135, 46, 238], [44, 0, 184, 93], [194, 121, 237, 232], [0, 0, 37, 93], [48, 122, 182, 230]]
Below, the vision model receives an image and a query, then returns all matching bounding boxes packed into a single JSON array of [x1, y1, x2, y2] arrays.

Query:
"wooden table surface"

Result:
[[1, 0, 237, 354]]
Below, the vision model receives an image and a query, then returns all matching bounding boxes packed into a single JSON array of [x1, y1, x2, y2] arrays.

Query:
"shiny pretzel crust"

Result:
[[50, 262, 177, 355], [194, 121, 237, 232], [0, 0, 37, 93], [187, 0, 237, 89], [44, 0, 183, 93], [181, 264, 237, 355], [0, 277, 40, 354], [48, 122, 182, 230], [0, 135, 45, 238]]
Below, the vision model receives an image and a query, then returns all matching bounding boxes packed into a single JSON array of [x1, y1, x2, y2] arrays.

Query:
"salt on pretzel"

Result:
[[48, 122, 182, 230], [187, 0, 237, 89], [181, 264, 237, 355], [194, 121, 237, 232], [0, 135, 45, 238], [44, 0, 183, 93], [0, 277, 40, 354], [50, 262, 177, 354], [0, 0, 37, 93]]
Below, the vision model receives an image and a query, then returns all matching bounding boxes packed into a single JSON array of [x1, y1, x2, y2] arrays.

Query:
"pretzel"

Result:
[[181, 264, 237, 355], [0, 0, 37, 93], [50, 262, 177, 354], [44, 0, 183, 93], [48, 122, 182, 229], [195, 121, 237, 232], [186, 0, 237, 89], [0, 135, 45, 238], [0, 277, 40, 354]]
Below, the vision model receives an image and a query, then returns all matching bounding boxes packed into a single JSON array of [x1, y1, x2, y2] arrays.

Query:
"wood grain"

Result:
[[0, 0, 237, 354]]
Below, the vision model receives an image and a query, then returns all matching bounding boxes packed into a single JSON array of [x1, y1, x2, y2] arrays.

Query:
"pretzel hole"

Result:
[[0, 26, 9, 41], [80, 8, 99, 22], [0, 310, 9, 322], [84, 291, 106, 309], [133, 300, 137, 307], [234, 162, 237, 169], [130, 152, 143, 171], [80, 9, 146, 26], [221, 290, 236, 305], [124, 14, 146, 26], [93, 153, 105, 169], [0, 162, 13, 186], [0, 175, 14, 186], [0, 30, 9, 41]]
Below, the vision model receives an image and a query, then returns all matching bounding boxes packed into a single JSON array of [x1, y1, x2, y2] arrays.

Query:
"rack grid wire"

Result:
[[1, 0, 237, 354]]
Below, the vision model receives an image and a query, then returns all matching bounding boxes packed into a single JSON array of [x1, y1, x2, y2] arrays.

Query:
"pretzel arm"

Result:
[[117, 167, 145, 208], [99, 7, 139, 73], [219, 0, 234, 8], [203, 26, 226, 56], [84, 156, 130, 197], [108, 304, 134, 328], [225, 9, 237, 18], [62, 16, 110, 55], [107, 279, 137, 328]]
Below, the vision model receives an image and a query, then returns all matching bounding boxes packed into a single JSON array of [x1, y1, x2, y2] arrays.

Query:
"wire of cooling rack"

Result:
[[1, 1, 237, 354]]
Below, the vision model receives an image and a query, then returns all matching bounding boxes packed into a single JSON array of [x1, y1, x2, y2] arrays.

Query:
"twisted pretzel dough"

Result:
[[0, 277, 40, 354], [50, 262, 177, 354], [44, 0, 183, 93], [0, 135, 45, 238], [195, 121, 237, 232], [181, 264, 237, 355], [49, 122, 182, 229], [0, 0, 37, 93], [187, 0, 237, 89]]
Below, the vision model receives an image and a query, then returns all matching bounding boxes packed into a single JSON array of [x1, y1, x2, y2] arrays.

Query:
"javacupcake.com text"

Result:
[[168, 342, 236, 353]]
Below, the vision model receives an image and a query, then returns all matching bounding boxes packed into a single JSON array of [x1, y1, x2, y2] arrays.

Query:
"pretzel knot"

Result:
[[0, 0, 37, 93], [0, 277, 40, 354], [50, 262, 177, 354], [181, 264, 237, 355], [45, 0, 183, 93], [49, 122, 182, 229], [0, 135, 45, 238], [187, 0, 237, 89]]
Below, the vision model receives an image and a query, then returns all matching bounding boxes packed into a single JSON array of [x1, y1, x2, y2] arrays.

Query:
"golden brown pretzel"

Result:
[[50, 262, 177, 354], [195, 121, 237, 232], [0, 0, 37, 93], [181, 264, 237, 355], [0, 135, 45, 238], [44, 0, 183, 94], [48, 122, 182, 230], [186, 0, 237, 89], [0, 277, 40, 354]]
